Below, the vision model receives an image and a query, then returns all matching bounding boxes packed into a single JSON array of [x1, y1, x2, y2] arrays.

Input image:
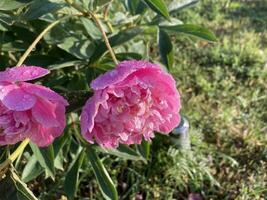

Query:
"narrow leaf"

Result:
[[64, 148, 85, 199], [137, 140, 151, 160], [143, 0, 170, 20], [29, 143, 55, 180], [96, 145, 146, 161], [161, 24, 217, 42], [158, 29, 174, 69], [0, 169, 38, 200], [87, 146, 118, 200]]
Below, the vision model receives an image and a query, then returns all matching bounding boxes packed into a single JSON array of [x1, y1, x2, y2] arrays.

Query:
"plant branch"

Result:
[[64, 0, 118, 65], [17, 16, 73, 66]]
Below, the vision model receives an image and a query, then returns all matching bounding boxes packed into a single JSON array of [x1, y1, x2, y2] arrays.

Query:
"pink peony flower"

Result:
[[0, 66, 68, 147], [81, 60, 181, 148]]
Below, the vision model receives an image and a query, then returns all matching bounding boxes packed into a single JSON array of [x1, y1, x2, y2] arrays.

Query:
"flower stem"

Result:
[[64, 0, 118, 65], [17, 15, 73, 66], [0, 139, 29, 176]]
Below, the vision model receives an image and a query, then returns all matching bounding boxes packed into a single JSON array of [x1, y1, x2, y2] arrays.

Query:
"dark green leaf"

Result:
[[158, 29, 174, 69], [143, 0, 170, 20], [125, 0, 147, 15], [137, 140, 151, 160], [29, 143, 55, 180], [1, 41, 28, 52], [116, 52, 143, 60], [24, 0, 64, 20], [160, 24, 217, 41], [87, 146, 118, 200], [90, 27, 143, 62], [0, 169, 38, 200], [64, 148, 85, 199], [0, 0, 32, 11], [168, 0, 199, 13]]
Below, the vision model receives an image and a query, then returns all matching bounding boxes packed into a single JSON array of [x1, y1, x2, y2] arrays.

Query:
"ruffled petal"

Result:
[[91, 60, 159, 90], [81, 90, 109, 139]]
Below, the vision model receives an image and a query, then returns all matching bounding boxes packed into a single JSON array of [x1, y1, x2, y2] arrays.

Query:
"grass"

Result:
[[74, 1, 267, 199], [169, 0, 267, 199]]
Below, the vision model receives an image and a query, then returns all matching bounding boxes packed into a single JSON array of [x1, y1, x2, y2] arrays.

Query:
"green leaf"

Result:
[[87, 146, 118, 200], [143, 0, 170, 20], [158, 29, 174, 69], [21, 156, 44, 183], [58, 36, 96, 60], [81, 17, 102, 40], [90, 27, 143, 62], [0, 169, 38, 200], [97, 145, 146, 161], [48, 60, 85, 70], [23, 0, 63, 20], [116, 52, 143, 60], [168, 0, 199, 13], [0, 13, 16, 31], [137, 140, 151, 160], [64, 148, 85, 199], [93, 0, 110, 7], [125, 0, 147, 15], [29, 143, 55, 180], [0, 0, 32, 11], [160, 24, 217, 42]]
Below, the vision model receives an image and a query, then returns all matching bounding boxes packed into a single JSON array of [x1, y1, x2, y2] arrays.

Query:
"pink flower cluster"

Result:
[[0, 66, 68, 147], [81, 60, 181, 148], [0, 60, 181, 148]]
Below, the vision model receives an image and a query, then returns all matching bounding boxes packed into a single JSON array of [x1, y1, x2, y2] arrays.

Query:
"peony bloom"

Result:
[[0, 66, 68, 147], [81, 60, 181, 148]]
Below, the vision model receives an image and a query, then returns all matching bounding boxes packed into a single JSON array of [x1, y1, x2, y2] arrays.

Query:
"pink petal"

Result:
[[81, 90, 109, 137], [0, 66, 49, 82], [2, 88, 37, 111], [0, 82, 18, 101], [20, 82, 68, 105], [91, 60, 159, 90], [31, 98, 59, 128]]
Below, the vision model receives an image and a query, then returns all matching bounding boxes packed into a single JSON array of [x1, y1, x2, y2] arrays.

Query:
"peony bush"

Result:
[[0, 0, 215, 199]]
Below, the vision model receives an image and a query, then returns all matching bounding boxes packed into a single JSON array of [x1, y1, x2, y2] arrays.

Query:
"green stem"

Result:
[[64, 0, 118, 65], [17, 16, 73, 66]]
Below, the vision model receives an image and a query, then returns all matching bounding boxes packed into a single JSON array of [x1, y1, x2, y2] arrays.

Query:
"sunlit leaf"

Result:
[[143, 0, 170, 20], [161, 24, 217, 41]]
